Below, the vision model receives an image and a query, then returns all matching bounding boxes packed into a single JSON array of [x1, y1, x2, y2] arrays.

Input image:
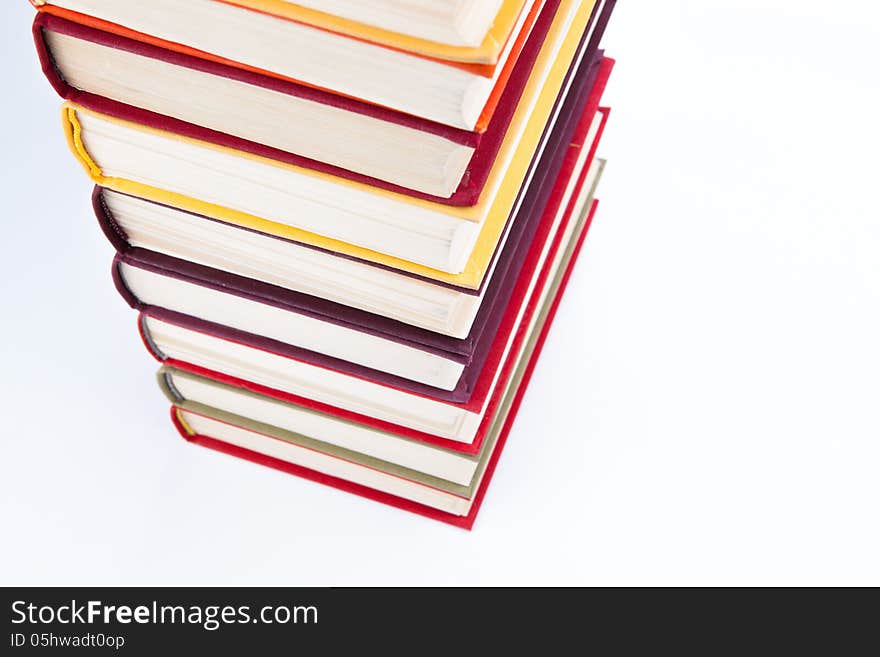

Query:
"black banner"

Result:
[[1, 587, 874, 652]]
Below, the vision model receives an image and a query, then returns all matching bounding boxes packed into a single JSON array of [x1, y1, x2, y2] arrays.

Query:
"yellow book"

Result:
[[62, 0, 596, 290]]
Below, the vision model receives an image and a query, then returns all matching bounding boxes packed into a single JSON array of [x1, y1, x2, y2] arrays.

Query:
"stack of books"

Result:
[[31, 0, 616, 528]]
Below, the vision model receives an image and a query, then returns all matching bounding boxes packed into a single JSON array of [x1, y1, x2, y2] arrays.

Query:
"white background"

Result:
[[2, 0, 879, 586]]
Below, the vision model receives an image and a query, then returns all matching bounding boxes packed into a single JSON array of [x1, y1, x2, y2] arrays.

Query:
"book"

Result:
[[93, 105, 608, 337], [34, 0, 566, 200], [167, 190, 599, 529], [61, 3, 612, 280], [33, 0, 556, 130]]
